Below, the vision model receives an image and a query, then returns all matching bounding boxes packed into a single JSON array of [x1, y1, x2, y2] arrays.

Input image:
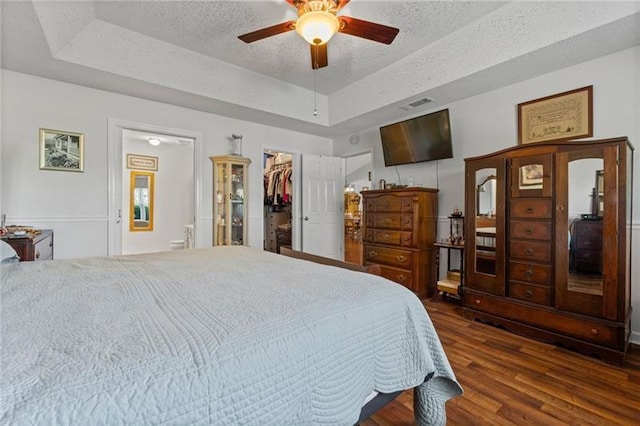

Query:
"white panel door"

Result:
[[301, 154, 344, 259]]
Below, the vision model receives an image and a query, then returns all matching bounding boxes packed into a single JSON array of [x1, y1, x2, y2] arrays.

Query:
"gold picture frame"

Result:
[[39, 128, 84, 172], [518, 85, 593, 145], [127, 154, 158, 171]]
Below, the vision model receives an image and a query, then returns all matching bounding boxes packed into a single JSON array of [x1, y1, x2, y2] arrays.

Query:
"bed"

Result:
[[1, 246, 462, 425]]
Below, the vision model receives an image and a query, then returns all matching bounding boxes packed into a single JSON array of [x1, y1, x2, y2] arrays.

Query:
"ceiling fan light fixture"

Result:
[[296, 10, 339, 45]]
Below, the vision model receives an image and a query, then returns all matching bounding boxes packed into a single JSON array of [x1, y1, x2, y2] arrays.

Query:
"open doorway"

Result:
[[107, 119, 202, 256], [343, 151, 373, 265], [263, 149, 294, 254], [121, 130, 194, 254]]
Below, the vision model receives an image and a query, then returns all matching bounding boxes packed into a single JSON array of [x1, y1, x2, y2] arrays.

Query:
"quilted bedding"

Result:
[[1, 246, 462, 425]]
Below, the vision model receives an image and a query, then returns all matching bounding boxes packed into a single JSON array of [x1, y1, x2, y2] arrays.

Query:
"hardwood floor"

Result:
[[345, 235, 363, 265], [363, 300, 640, 425]]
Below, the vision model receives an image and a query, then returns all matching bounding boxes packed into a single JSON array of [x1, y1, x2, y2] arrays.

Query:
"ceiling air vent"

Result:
[[399, 97, 434, 111]]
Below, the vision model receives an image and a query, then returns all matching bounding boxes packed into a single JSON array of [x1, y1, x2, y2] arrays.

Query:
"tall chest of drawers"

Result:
[[361, 188, 438, 298]]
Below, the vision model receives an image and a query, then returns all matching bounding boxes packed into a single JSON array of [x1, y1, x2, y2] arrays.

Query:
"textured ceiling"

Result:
[[2, 1, 640, 138]]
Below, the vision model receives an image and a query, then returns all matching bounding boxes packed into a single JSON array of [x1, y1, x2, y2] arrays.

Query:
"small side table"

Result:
[[1, 229, 54, 261], [434, 242, 464, 301]]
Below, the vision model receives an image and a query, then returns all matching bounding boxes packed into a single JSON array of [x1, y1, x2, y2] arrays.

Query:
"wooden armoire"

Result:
[[464, 137, 633, 365]]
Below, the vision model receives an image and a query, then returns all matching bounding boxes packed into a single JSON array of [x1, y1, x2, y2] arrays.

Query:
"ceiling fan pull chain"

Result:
[[313, 44, 318, 116]]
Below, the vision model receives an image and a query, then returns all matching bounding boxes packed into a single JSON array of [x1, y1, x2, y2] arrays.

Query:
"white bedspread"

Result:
[[1, 247, 461, 425]]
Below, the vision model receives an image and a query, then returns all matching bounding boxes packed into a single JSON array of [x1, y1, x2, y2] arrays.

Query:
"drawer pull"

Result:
[[397, 274, 406, 282], [525, 207, 534, 213], [524, 290, 533, 298], [384, 218, 391, 224], [525, 268, 533, 276], [525, 248, 534, 256], [590, 328, 598, 335], [397, 255, 407, 263], [525, 227, 534, 235], [368, 251, 377, 257], [383, 234, 390, 241], [474, 299, 481, 305]]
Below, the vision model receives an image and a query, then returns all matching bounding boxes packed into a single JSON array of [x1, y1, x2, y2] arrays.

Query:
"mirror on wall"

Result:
[[567, 158, 604, 295], [130, 171, 154, 232], [475, 169, 497, 276]]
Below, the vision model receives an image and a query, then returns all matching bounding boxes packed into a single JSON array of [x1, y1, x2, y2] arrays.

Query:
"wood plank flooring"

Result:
[[346, 238, 640, 425], [363, 300, 640, 425]]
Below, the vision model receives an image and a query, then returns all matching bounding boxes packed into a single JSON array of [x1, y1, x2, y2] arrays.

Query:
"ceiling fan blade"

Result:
[[338, 16, 399, 45], [238, 21, 296, 43], [336, 0, 351, 10], [310, 43, 328, 69]]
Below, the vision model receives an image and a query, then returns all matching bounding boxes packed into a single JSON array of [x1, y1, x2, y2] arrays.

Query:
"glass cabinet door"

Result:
[[211, 155, 251, 246]]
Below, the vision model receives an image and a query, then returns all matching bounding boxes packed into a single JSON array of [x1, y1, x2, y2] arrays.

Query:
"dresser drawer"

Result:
[[510, 240, 551, 263], [510, 220, 552, 241], [509, 261, 552, 285], [363, 244, 413, 269], [510, 198, 552, 219], [574, 226, 602, 249], [379, 265, 413, 290], [573, 249, 602, 273], [369, 195, 413, 213], [34, 235, 53, 261], [372, 230, 413, 247], [369, 213, 413, 230], [464, 293, 617, 346], [509, 281, 551, 305]]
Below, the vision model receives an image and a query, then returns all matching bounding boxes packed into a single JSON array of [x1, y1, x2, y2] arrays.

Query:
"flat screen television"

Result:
[[379, 109, 453, 166]]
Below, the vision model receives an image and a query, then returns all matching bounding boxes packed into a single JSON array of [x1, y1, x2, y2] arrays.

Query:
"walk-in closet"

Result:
[[263, 151, 293, 253]]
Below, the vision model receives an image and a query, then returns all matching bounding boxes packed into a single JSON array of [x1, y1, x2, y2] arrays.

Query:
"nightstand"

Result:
[[1, 230, 54, 261]]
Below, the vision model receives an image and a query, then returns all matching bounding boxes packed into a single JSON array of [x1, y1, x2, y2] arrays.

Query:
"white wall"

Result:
[[1, 70, 333, 258], [334, 46, 640, 344]]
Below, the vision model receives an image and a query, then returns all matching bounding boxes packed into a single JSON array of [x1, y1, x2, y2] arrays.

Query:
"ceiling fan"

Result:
[[238, 0, 399, 69]]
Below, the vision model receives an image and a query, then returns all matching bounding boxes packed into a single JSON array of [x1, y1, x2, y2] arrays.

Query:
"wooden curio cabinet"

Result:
[[210, 155, 251, 246], [464, 137, 633, 365]]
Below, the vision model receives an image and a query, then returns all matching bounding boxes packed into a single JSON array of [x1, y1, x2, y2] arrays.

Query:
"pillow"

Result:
[[1, 240, 20, 263]]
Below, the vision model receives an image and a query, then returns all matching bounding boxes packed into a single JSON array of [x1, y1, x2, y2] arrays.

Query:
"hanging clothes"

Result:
[[263, 161, 292, 206]]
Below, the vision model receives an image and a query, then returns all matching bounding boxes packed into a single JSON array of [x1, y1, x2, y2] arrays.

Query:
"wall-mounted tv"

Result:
[[379, 109, 453, 166]]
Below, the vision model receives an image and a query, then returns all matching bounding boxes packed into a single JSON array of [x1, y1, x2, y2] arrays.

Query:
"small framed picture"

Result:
[[519, 164, 544, 189], [39, 128, 84, 172], [127, 154, 159, 171]]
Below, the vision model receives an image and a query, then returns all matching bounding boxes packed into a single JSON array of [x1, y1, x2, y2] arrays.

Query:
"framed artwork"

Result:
[[518, 85, 593, 144], [127, 154, 158, 171], [519, 164, 544, 189], [39, 128, 84, 172]]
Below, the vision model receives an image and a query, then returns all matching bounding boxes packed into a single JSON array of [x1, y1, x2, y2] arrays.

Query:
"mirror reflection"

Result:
[[518, 163, 544, 190], [476, 174, 496, 217], [567, 158, 604, 295], [130, 171, 154, 232], [475, 169, 497, 276]]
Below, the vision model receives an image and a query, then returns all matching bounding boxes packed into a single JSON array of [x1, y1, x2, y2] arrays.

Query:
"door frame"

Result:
[[107, 118, 203, 256]]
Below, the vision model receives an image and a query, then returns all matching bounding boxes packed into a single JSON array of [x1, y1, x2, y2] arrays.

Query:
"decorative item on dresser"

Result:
[[1, 229, 54, 261], [464, 137, 633, 365], [210, 155, 251, 246], [361, 188, 438, 298]]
